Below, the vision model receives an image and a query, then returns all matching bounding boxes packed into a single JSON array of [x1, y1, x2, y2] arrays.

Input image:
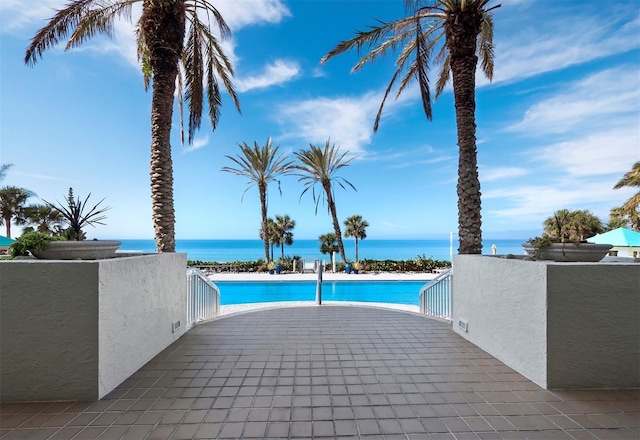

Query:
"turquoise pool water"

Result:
[[215, 281, 429, 306]]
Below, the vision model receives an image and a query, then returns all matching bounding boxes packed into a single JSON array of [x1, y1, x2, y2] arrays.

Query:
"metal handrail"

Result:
[[419, 268, 452, 320], [186, 267, 220, 329]]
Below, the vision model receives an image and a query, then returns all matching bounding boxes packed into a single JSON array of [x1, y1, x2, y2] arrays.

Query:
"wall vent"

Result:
[[458, 319, 468, 333]]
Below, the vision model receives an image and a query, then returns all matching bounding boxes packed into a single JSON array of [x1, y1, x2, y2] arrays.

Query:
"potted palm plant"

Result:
[[33, 188, 120, 259], [522, 210, 611, 262]]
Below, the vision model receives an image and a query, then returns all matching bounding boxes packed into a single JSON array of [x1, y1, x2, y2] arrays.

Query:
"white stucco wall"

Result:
[[452, 255, 549, 387], [0, 253, 187, 401], [452, 255, 640, 389], [98, 253, 187, 398], [1, 261, 100, 401], [546, 265, 640, 389]]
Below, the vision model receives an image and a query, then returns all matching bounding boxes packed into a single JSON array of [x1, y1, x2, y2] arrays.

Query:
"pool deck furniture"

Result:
[[1, 306, 637, 439]]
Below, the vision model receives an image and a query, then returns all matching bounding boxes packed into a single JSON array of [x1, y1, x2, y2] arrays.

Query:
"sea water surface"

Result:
[[117, 238, 527, 262]]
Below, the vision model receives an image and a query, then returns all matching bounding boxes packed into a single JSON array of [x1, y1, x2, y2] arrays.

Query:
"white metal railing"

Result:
[[186, 267, 220, 329], [419, 268, 452, 320]]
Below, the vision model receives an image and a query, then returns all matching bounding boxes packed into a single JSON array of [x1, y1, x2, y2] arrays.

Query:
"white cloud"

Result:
[[0, 0, 60, 33], [13, 171, 73, 182], [276, 84, 417, 153], [213, 0, 290, 29], [276, 93, 382, 153], [507, 67, 640, 135], [532, 131, 640, 178], [183, 136, 209, 153], [485, 178, 636, 223], [236, 60, 300, 92], [481, 167, 529, 182], [485, 11, 640, 87]]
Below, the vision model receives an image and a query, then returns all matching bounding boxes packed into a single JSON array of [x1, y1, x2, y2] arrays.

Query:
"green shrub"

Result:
[[10, 231, 65, 258]]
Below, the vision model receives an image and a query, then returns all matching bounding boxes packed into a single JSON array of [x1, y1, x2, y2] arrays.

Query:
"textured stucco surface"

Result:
[[1, 261, 99, 401], [452, 255, 548, 387], [0, 254, 187, 401], [98, 253, 187, 398], [546, 264, 640, 389], [452, 255, 640, 389]]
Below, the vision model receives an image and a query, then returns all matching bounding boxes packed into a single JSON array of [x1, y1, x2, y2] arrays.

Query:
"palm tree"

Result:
[[543, 209, 573, 242], [567, 210, 603, 241], [543, 209, 603, 242], [223, 138, 293, 262], [321, 0, 499, 254], [25, 0, 241, 253], [343, 215, 369, 262], [294, 140, 356, 262], [318, 232, 339, 256], [610, 207, 639, 232], [612, 161, 640, 231], [24, 204, 64, 235], [259, 218, 278, 261], [0, 186, 35, 238], [274, 214, 296, 260]]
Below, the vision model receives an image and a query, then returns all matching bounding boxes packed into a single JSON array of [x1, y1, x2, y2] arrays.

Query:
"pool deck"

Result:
[[2, 306, 637, 439], [207, 272, 436, 316]]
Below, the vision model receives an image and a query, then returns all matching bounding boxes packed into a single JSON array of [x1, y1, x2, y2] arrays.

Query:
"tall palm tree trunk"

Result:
[[142, 0, 185, 253], [355, 236, 359, 262], [3, 216, 11, 238], [259, 182, 270, 262], [448, 13, 483, 255], [323, 181, 347, 262]]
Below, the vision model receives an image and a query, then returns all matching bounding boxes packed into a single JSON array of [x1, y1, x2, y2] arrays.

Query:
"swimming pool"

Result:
[[215, 281, 429, 306]]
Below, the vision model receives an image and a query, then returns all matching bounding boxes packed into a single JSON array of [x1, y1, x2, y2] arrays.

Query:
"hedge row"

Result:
[[188, 254, 450, 273]]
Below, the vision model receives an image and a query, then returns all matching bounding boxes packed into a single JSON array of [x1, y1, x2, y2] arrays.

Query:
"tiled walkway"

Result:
[[1, 306, 638, 440]]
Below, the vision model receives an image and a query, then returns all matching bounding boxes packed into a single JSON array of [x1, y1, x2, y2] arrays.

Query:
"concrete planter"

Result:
[[34, 240, 121, 260], [522, 242, 612, 262]]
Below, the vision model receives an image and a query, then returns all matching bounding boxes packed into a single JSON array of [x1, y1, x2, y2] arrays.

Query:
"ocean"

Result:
[[116, 238, 527, 262]]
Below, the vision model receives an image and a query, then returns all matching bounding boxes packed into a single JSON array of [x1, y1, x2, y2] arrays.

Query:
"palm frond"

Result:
[[478, 11, 495, 80], [183, 18, 204, 144], [136, 32, 152, 91], [188, 0, 232, 39], [434, 52, 451, 98], [182, 14, 240, 140], [25, 0, 139, 66], [373, 68, 402, 133], [321, 19, 403, 64], [614, 161, 640, 189]]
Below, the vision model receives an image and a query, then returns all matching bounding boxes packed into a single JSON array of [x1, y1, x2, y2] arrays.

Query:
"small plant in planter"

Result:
[[267, 261, 276, 274], [9, 231, 65, 258], [44, 188, 111, 240], [352, 262, 361, 274], [526, 235, 558, 259], [26, 188, 121, 260]]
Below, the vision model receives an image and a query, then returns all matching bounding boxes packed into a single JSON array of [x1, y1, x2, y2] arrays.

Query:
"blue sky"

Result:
[[1, 0, 639, 241]]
